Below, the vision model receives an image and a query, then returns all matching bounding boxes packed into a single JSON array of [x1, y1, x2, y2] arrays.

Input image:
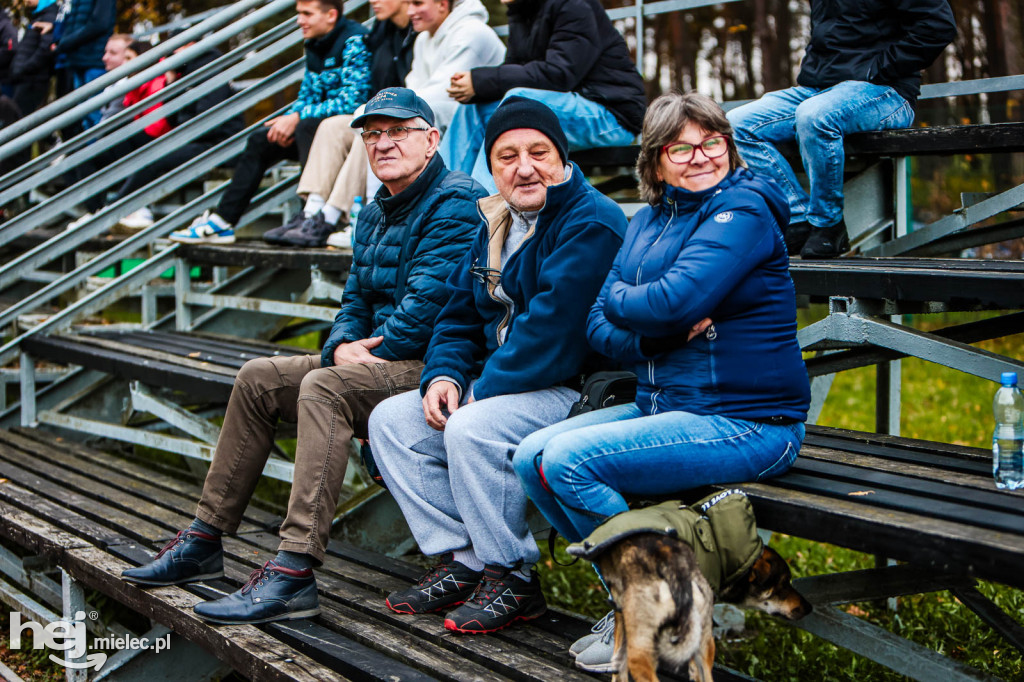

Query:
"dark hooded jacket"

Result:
[[366, 17, 416, 96], [588, 167, 811, 422], [468, 0, 646, 134], [54, 0, 116, 70], [10, 4, 59, 85], [797, 0, 957, 108], [321, 155, 486, 366]]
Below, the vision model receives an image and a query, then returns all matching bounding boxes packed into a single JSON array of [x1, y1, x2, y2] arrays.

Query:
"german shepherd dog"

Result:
[[596, 534, 811, 682]]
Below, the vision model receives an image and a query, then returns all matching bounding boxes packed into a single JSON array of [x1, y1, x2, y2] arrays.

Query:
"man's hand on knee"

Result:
[[333, 337, 386, 365], [423, 380, 461, 431], [265, 112, 300, 146]]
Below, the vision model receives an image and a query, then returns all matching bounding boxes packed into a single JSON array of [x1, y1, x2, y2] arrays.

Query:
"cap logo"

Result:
[[368, 90, 398, 108]]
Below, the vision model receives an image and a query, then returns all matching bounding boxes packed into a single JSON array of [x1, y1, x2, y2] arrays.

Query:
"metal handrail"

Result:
[[0, 100, 302, 291], [0, 26, 302, 207], [0, 20, 300, 195], [0, 0, 295, 159], [0, 62, 303, 253]]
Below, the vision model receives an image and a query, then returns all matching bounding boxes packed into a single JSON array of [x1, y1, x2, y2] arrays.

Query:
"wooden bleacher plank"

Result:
[[790, 257, 1024, 309], [791, 458, 1021, 514], [798, 446, 1001, 493], [59, 333, 241, 377], [5, 427, 283, 529], [0, 428, 620, 681], [177, 242, 353, 271], [733, 481, 1024, 589], [22, 333, 236, 401]]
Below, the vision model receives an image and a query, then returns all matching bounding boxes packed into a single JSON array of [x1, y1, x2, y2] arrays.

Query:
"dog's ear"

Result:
[[747, 551, 773, 587]]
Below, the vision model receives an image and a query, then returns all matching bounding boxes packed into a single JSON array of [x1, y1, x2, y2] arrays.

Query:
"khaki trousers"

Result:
[[296, 114, 367, 213], [196, 354, 423, 562]]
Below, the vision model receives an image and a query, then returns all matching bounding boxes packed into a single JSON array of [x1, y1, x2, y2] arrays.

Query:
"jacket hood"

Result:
[[436, 0, 489, 40], [661, 167, 789, 229]]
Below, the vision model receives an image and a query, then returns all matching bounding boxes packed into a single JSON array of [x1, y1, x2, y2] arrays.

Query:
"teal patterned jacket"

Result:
[[290, 18, 371, 119]]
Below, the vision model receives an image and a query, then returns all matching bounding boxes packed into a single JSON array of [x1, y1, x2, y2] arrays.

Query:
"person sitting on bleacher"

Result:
[[122, 89, 487, 627], [8, 0, 58, 118], [514, 92, 811, 670], [167, 0, 372, 245], [67, 41, 242, 233], [436, 0, 646, 192], [261, 0, 418, 248], [268, 0, 505, 248], [726, 0, 956, 259], [366, 98, 625, 634]]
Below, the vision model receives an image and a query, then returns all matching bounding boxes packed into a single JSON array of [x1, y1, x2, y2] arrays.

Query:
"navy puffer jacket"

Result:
[[321, 154, 486, 365], [588, 168, 810, 422], [420, 164, 626, 400]]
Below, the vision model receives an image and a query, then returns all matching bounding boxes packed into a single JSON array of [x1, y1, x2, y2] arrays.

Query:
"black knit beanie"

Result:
[[483, 96, 569, 171]]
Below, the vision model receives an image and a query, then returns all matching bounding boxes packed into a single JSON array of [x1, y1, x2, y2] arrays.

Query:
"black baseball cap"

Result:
[[351, 88, 436, 128]]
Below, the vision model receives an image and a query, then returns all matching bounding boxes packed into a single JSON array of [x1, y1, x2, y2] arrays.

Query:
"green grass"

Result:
[[534, 308, 1024, 681]]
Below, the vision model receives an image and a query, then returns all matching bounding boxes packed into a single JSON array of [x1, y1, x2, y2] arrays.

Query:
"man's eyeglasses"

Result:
[[360, 126, 430, 145], [661, 135, 729, 164], [469, 261, 501, 287]]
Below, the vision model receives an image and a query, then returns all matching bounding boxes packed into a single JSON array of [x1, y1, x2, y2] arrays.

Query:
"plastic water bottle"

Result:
[[992, 371, 1024, 489], [349, 196, 363, 249]]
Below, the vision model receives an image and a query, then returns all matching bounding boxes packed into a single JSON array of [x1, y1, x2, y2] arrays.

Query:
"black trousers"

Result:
[[215, 115, 323, 225]]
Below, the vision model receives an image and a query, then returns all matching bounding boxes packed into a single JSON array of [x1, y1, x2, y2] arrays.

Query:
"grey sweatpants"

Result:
[[367, 385, 578, 567]]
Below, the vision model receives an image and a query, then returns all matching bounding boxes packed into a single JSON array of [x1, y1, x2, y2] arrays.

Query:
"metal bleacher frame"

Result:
[[1, 0, 1024, 679]]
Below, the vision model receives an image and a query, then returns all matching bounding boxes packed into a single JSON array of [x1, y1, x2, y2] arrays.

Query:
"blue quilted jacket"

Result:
[[289, 18, 371, 119], [321, 155, 486, 365], [420, 164, 626, 400], [587, 168, 811, 421]]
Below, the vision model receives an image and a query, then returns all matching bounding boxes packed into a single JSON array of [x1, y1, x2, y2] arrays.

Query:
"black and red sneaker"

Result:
[[386, 553, 482, 614], [443, 565, 546, 634]]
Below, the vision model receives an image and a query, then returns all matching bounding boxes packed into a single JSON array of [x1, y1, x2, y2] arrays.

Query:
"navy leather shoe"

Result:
[[193, 561, 320, 625], [122, 529, 223, 586]]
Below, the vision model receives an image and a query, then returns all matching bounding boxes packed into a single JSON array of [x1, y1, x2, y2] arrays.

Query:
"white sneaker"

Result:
[[574, 616, 615, 673], [117, 206, 155, 231], [325, 226, 353, 249], [570, 610, 614, 656], [168, 211, 235, 244], [66, 212, 94, 231]]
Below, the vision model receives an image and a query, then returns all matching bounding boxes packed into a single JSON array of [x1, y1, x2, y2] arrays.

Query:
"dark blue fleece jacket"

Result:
[[588, 167, 810, 421], [421, 163, 626, 400], [321, 154, 486, 366], [54, 0, 115, 70]]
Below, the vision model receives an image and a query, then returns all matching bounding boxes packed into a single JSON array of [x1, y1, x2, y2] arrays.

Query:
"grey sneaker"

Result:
[[264, 211, 309, 245], [570, 609, 615, 656], [574, 614, 615, 673]]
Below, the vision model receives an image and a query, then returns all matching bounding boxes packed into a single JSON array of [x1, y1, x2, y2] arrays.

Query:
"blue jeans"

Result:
[[512, 404, 805, 542], [367, 384, 579, 567], [438, 88, 637, 193], [727, 82, 914, 228], [72, 67, 107, 130]]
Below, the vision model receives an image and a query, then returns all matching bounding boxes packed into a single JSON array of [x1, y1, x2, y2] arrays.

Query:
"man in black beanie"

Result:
[[366, 97, 627, 634]]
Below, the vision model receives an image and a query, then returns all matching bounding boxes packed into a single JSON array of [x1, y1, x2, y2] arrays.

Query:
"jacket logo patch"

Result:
[[714, 211, 733, 223], [324, 57, 336, 67]]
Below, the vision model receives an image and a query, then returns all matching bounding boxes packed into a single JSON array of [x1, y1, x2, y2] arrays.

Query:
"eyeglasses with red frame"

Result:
[[661, 135, 730, 164]]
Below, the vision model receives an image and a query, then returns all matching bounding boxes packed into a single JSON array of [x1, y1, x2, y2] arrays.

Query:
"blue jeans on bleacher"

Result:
[[438, 88, 636, 194], [512, 403, 804, 543], [727, 82, 914, 228]]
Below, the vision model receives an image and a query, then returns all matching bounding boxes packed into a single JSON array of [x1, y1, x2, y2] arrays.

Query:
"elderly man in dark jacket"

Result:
[[436, 0, 646, 192], [727, 0, 957, 259], [367, 97, 626, 635], [122, 89, 486, 626]]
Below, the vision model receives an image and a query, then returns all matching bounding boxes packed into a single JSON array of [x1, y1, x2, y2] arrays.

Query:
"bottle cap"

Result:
[[1001, 371, 1018, 386]]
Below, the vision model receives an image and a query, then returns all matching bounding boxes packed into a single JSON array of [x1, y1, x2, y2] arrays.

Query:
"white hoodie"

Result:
[[405, 0, 505, 133]]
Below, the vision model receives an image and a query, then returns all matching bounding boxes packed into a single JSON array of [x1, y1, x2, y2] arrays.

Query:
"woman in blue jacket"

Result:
[[512, 91, 811, 670]]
